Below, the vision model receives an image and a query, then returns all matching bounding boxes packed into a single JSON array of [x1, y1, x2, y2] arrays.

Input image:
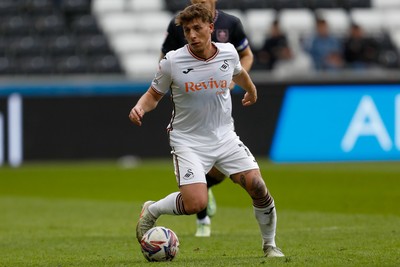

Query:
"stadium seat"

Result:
[[350, 9, 384, 34], [245, 9, 277, 50], [279, 9, 316, 36], [47, 34, 77, 55], [98, 13, 139, 35], [120, 52, 159, 79], [238, 0, 275, 10], [18, 56, 54, 74], [216, 0, 239, 10], [0, 38, 9, 56], [0, 56, 17, 74], [343, 0, 372, 9], [372, 0, 400, 9], [127, 0, 165, 11], [1, 15, 32, 36], [110, 33, 150, 54], [78, 34, 112, 55], [25, 0, 55, 14], [0, 0, 23, 15], [55, 55, 89, 73], [61, 0, 91, 14], [70, 14, 101, 34], [163, 0, 187, 13], [9, 36, 44, 56], [315, 9, 351, 35], [389, 29, 400, 51], [308, 0, 342, 9], [91, 0, 126, 14], [34, 14, 67, 35], [382, 10, 400, 32], [89, 54, 122, 73], [275, 0, 308, 9], [135, 12, 173, 34]]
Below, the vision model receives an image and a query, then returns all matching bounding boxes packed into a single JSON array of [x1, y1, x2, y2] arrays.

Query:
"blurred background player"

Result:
[[159, 0, 254, 237]]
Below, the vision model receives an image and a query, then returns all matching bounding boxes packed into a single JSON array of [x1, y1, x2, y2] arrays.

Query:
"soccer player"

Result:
[[129, 4, 284, 258], [160, 0, 254, 237]]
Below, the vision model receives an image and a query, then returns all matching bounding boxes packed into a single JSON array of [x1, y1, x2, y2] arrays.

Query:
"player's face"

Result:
[[183, 18, 214, 55], [190, 0, 216, 14]]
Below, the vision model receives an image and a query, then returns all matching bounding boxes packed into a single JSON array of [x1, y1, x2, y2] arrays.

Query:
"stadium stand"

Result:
[[0, 0, 122, 75], [1, 0, 400, 78]]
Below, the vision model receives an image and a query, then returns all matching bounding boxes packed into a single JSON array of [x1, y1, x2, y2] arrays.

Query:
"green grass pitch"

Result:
[[0, 159, 399, 266]]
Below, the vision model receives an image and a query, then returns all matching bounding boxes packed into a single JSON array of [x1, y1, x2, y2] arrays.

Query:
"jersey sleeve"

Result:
[[231, 44, 243, 75], [151, 54, 172, 95], [161, 18, 185, 55]]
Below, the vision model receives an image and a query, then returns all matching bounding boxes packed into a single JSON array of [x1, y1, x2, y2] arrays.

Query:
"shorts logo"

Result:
[[216, 29, 229, 43], [183, 169, 194, 180]]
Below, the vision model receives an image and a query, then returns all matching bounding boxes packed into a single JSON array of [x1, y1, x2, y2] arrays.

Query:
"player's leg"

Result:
[[230, 169, 284, 257], [136, 147, 210, 242], [195, 168, 224, 237], [205, 167, 226, 216], [136, 183, 207, 242], [216, 137, 284, 257]]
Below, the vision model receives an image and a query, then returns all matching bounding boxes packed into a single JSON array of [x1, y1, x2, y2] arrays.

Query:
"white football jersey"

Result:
[[151, 42, 242, 147]]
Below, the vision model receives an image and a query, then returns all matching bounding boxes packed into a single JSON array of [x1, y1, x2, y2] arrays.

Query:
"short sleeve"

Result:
[[232, 46, 243, 75], [151, 55, 172, 95]]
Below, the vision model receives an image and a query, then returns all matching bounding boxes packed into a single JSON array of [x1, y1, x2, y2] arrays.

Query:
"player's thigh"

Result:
[[207, 166, 226, 181]]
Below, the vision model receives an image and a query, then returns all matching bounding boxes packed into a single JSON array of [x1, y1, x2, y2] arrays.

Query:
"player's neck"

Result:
[[189, 42, 217, 60]]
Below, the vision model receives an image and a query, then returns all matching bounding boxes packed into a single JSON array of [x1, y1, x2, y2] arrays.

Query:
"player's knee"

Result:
[[183, 199, 207, 214], [249, 177, 267, 199]]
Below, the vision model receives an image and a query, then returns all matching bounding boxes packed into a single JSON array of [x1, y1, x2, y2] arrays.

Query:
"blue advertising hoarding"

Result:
[[270, 85, 400, 162]]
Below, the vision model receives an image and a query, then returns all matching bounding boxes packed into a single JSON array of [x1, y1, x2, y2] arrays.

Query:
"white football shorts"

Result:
[[171, 135, 259, 186]]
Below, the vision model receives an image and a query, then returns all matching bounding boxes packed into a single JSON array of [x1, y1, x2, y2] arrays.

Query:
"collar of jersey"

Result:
[[213, 10, 219, 24], [187, 43, 219, 62]]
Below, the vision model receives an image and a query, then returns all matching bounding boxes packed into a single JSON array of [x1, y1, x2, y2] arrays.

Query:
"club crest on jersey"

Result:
[[216, 29, 229, 42], [220, 60, 229, 72]]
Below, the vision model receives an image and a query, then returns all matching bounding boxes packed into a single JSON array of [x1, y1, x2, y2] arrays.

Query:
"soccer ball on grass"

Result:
[[140, 226, 180, 262]]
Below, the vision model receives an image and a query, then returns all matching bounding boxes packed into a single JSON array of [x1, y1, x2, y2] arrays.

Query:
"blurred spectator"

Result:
[[272, 45, 314, 77], [257, 19, 288, 70], [343, 23, 379, 69], [304, 18, 344, 71], [376, 32, 400, 69]]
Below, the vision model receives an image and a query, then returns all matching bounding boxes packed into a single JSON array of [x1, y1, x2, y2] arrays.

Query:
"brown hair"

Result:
[[175, 3, 213, 26]]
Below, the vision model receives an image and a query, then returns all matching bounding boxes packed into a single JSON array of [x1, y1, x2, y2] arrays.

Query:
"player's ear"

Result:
[[210, 22, 214, 33]]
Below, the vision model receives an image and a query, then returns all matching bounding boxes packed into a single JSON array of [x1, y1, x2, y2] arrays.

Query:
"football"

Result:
[[140, 226, 180, 262]]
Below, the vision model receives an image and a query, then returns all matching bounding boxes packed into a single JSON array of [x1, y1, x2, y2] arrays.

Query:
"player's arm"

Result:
[[129, 88, 163, 126], [238, 46, 254, 72], [232, 69, 257, 107], [230, 47, 254, 89]]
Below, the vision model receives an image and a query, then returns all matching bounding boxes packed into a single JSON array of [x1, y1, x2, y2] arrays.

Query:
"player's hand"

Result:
[[242, 90, 257, 106], [129, 106, 144, 126]]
